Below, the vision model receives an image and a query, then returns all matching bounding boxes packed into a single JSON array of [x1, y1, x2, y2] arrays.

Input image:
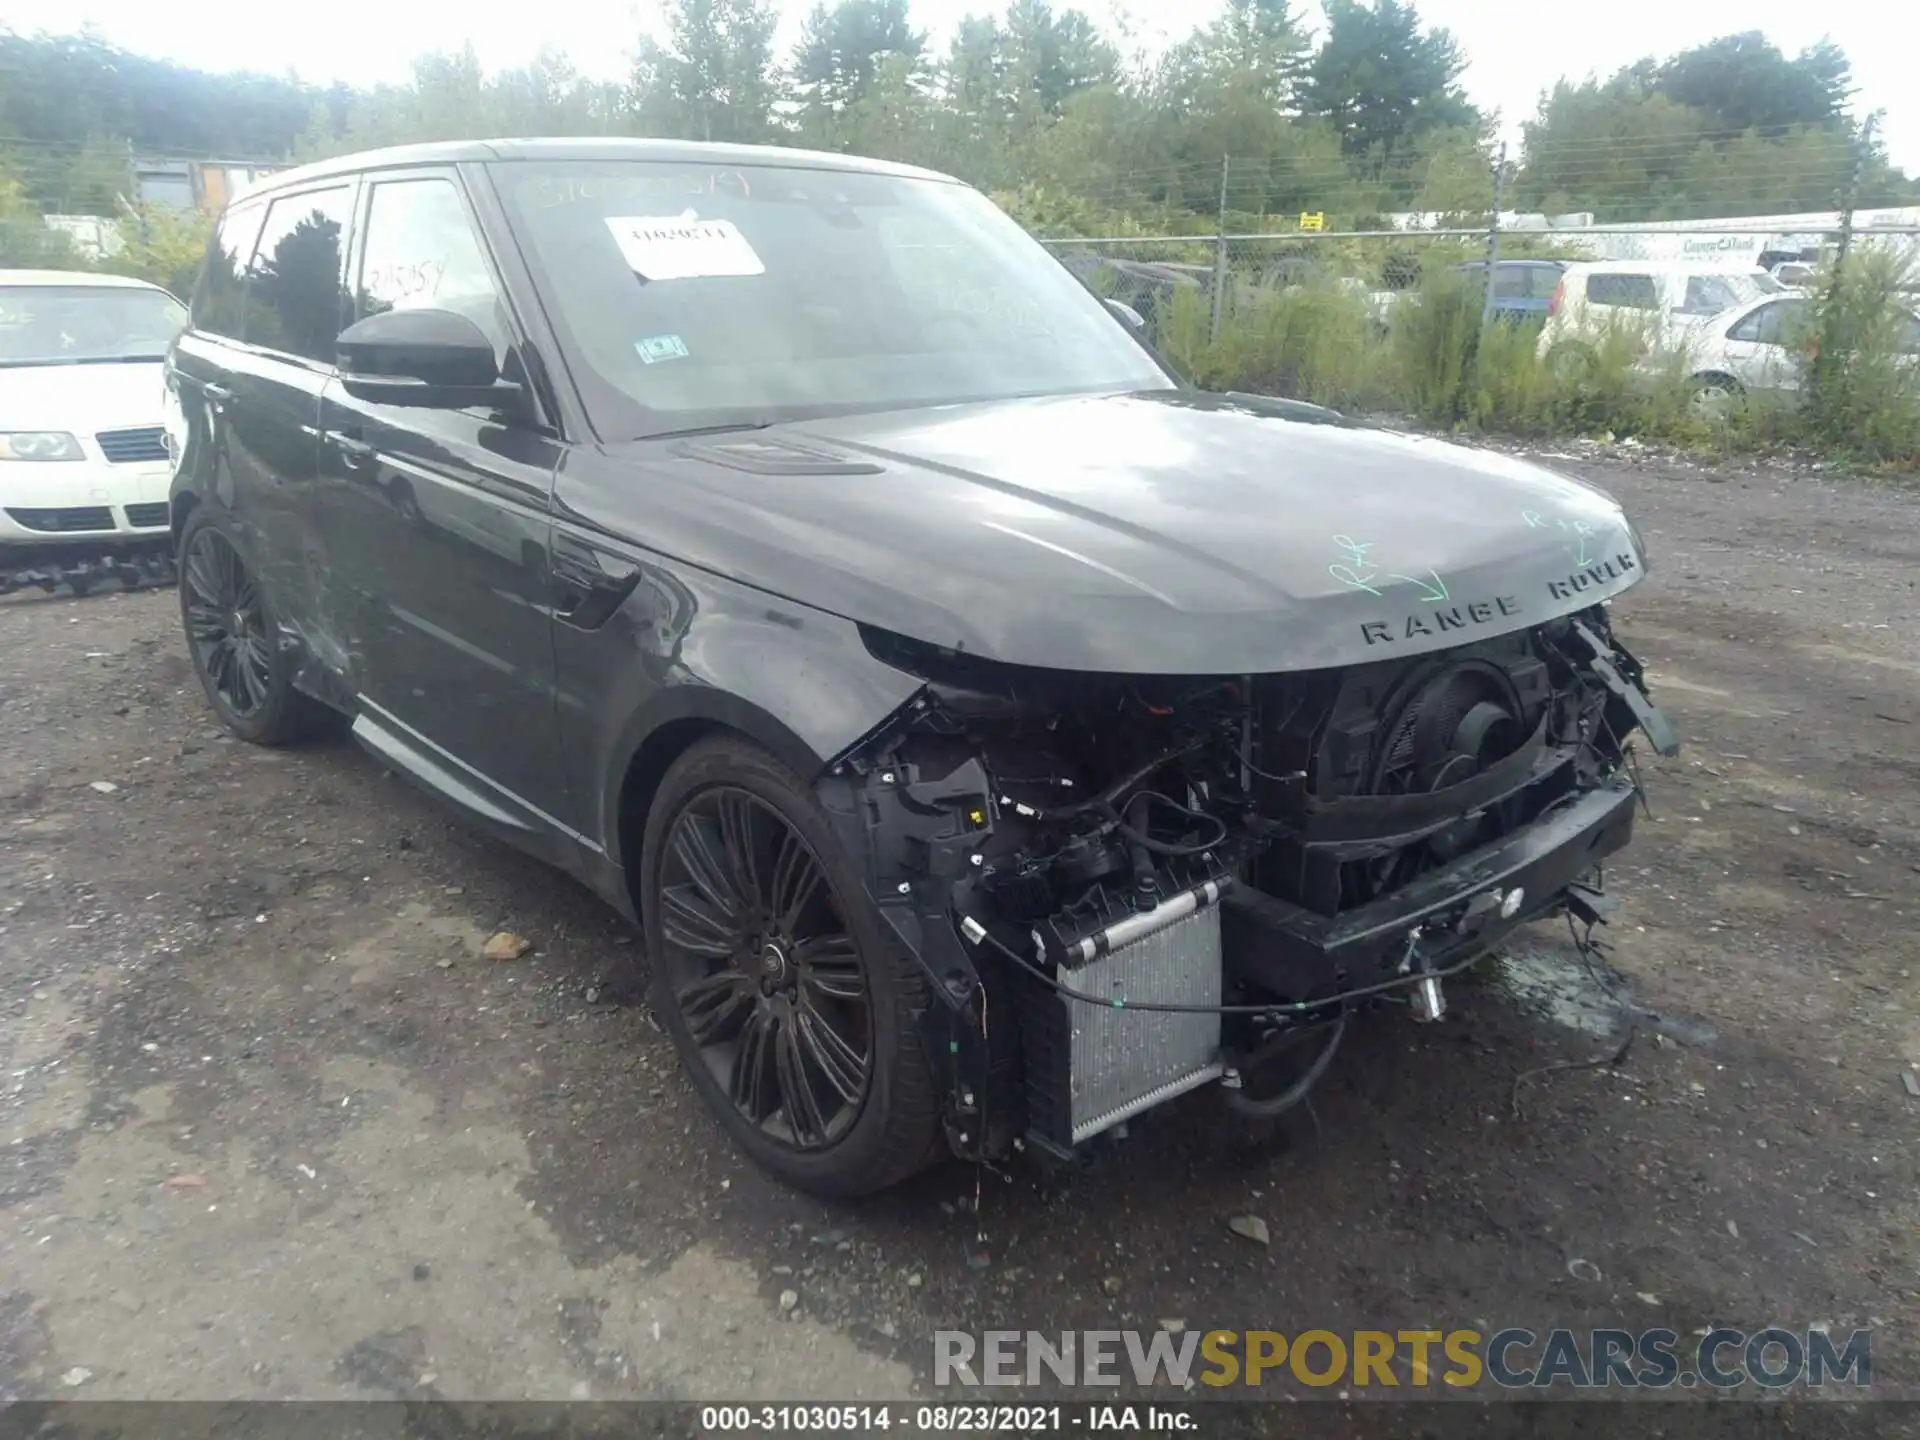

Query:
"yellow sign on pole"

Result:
[[1299, 212, 1326, 232]]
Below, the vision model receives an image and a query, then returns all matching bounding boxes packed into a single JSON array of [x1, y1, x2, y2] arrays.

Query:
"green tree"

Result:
[[1653, 34, 1851, 135], [1179, 0, 1307, 107], [631, 0, 783, 143], [1001, 1, 1118, 119], [0, 175, 82, 268], [0, 29, 311, 209], [1514, 54, 1883, 220], [1300, 0, 1476, 166], [793, 0, 925, 121]]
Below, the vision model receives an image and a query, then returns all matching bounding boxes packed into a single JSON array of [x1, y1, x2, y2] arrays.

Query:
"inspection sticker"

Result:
[[605, 214, 764, 280], [635, 334, 690, 364]]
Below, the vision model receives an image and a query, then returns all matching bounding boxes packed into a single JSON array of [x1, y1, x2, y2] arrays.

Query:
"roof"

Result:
[[243, 137, 961, 203], [1561, 258, 1770, 274], [1455, 258, 1566, 267], [0, 269, 170, 290]]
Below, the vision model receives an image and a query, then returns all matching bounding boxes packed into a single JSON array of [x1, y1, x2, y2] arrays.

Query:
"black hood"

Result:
[[568, 390, 1646, 675]]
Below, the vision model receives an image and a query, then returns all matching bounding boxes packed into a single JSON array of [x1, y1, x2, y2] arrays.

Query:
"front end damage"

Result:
[[817, 606, 1678, 1165]]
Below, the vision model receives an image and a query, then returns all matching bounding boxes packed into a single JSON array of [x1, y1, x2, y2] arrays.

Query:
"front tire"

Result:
[[1688, 372, 1746, 420], [178, 508, 338, 745], [641, 736, 942, 1197]]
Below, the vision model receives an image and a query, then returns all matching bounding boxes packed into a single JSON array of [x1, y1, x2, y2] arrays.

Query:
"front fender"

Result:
[[586, 570, 923, 874]]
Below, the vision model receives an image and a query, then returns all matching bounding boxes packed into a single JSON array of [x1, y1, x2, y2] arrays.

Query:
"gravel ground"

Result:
[[0, 451, 1914, 1431]]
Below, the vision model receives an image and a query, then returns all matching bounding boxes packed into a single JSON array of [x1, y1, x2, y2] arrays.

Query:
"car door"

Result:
[[316, 168, 571, 831], [173, 183, 356, 636], [1490, 263, 1538, 321], [1721, 299, 1807, 396]]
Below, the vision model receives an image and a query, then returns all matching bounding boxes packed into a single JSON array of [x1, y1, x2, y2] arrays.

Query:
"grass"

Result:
[[1145, 253, 1920, 470]]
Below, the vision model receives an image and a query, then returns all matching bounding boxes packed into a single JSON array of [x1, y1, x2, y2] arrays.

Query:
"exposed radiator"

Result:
[[1020, 883, 1225, 1149]]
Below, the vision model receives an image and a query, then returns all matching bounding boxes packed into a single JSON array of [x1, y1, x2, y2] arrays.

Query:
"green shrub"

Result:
[[1802, 248, 1920, 465], [1157, 277, 1386, 411]]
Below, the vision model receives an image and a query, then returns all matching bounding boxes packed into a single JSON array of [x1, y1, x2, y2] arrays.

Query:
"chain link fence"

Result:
[[1042, 220, 1920, 348], [1037, 214, 1920, 457]]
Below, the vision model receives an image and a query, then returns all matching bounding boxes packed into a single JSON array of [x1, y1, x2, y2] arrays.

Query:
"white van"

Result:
[[1539, 261, 1786, 353]]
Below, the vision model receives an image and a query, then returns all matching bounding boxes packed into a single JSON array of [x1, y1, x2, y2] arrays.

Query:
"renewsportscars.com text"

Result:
[[934, 1327, 1872, 1391]]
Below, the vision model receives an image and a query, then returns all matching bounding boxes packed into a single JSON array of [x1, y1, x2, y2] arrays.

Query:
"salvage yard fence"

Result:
[[1039, 221, 1920, 349]]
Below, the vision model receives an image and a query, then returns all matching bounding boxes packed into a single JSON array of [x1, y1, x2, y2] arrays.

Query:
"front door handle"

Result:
[[550, 538, 643, 629], [201, 381, 233, 411]]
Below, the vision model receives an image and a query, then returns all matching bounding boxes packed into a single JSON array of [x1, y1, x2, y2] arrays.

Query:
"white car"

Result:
[[1680, 292, 1920, 412], [1539, 261, 1786, 354], [1, 270, 187, 590]]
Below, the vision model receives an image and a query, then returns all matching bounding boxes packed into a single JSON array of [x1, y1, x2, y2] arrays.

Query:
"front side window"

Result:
[[1727, 300, 1806, 347], [495, 160, 1171, 440], [0, 285, 188, 367], [244, 185, 354, 363], [354, 177, 509, 362]]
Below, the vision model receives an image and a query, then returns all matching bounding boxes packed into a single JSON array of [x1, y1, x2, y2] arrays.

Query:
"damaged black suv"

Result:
[[167, 139, 1677, 1195]]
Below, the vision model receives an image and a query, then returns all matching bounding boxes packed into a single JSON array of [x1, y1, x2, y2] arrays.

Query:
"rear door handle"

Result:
[[550, 536, 643, 629], [201, 381, 233, 411]]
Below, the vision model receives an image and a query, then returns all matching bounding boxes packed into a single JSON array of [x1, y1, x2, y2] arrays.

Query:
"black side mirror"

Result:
[[336, 308, 520, 409], [1103, 297, 1147, 332]]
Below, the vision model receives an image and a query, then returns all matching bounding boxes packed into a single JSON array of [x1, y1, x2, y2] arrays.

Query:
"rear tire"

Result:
[[641, 736, 943, 1196], [177, 507, 340, 745]]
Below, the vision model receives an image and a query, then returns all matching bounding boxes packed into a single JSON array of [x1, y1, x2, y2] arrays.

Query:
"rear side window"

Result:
[[193, 203, 267, 342], [1586, 273, 1658, 309], [354, 177, 510, 363], [1528, 266, 1565, 299], [244, 186, 354, 363]]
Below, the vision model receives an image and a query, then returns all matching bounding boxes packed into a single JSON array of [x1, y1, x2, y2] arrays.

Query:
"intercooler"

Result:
[[1019, 884, 1225, 1149]]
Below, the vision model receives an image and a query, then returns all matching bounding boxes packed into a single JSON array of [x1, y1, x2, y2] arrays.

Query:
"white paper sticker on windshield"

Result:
[[605, 214, 764, 281]]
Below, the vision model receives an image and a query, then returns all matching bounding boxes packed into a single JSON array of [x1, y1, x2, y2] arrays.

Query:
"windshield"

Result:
[[0, 285, 188, 367], [495, 160, 1172, 439]]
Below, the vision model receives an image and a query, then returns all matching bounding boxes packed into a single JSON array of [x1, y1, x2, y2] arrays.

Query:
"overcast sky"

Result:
[[6, 0, 1916, 170]]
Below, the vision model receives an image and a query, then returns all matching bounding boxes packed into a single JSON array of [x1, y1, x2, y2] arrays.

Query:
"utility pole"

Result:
[[1210, 155, 1230, 346], [1479, 142, 1508, 336]]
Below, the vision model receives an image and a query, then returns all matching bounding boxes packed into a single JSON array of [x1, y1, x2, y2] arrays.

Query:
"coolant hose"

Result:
[[1224, 1013, 1349, 1118]]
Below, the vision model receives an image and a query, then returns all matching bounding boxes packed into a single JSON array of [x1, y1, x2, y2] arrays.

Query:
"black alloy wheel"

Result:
[[657, 786, 873, 1149], [642, 737, 942, 1196], [183, 524, 272, 719], [176, 508, 340, 745]]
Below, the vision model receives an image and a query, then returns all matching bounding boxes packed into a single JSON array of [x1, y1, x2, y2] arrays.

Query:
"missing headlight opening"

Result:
[[818, 606, 1678, 1166]]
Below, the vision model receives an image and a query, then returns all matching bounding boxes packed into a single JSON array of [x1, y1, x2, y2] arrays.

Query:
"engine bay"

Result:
[[820, 603, 1677, 1163]]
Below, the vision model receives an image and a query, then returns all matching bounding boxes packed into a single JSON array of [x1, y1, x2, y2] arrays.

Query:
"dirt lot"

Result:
[[0, 450, 1914, 1429]]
